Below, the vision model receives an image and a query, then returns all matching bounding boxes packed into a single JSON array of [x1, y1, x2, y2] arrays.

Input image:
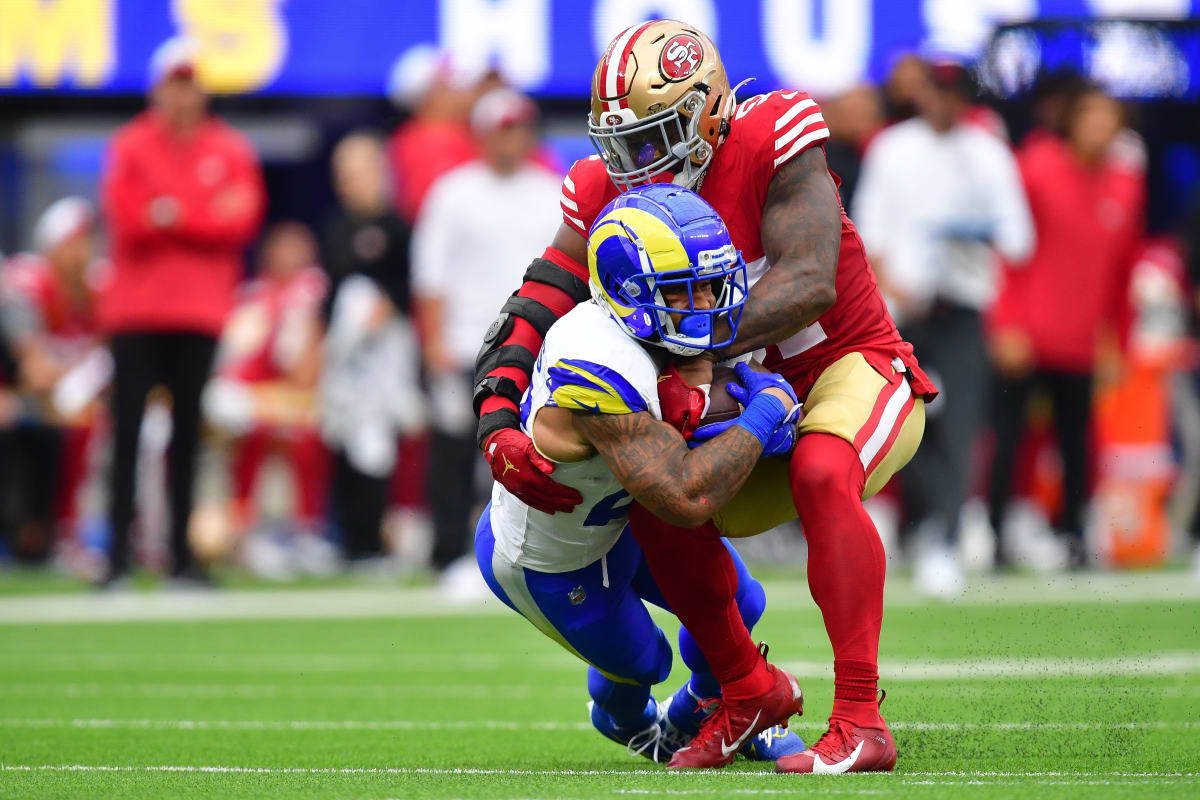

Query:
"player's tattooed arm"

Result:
[[713, 146, 841, 359], [575, 411, 762, 528]]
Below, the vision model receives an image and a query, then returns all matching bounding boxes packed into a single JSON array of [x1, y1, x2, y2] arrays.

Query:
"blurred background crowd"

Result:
[[1, 3, 1198, 600]]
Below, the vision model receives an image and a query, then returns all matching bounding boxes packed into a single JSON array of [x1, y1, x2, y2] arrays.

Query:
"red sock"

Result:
[[629, 504, 771, 700], [789, 433, 885, 728]]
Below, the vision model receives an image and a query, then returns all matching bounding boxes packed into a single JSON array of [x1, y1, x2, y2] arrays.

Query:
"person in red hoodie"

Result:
[[385, 46, 482, 224], [99, 37, 265, 588], [987, 82, 1145, 569]]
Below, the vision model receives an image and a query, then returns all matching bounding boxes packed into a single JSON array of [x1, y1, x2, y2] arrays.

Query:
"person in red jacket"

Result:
[[385, 46, 482, 224], [98, 37, 265, 588], [987, 82, 1145, 569]]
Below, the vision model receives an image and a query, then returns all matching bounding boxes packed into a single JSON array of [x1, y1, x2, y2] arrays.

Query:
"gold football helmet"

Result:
[[589, 19, 740, 191]]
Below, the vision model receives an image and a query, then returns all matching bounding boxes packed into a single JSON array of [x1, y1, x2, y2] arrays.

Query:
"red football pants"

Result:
[[232, 426, 329, 525]]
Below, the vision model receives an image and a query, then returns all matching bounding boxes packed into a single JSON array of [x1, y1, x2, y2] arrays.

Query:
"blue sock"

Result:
[[667, 680, 707, 735]]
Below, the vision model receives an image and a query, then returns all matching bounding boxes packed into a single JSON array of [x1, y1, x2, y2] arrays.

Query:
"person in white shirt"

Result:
[[852, 60, 1034, 597], [412, 88, 561, 587]]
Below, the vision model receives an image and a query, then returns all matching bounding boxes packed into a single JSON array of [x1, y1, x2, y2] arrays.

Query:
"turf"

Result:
[[0, 574, 1197, 799]]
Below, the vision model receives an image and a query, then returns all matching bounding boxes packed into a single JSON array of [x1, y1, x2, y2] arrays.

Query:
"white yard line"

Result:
[[4, 650, 1195, 680], [0, 719, 592, 731], [0, 764, 1194, 778], [782, 651, 1200, 680], [1, 572, 1196, 625], [0, 681, 559, 700], [0, 651, 550, 672], [4, 679, 1193, 701], [0, 718, 1193, 732]]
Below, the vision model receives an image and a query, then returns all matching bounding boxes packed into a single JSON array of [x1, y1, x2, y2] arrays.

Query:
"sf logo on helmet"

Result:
[[660, 34, 702, 80]]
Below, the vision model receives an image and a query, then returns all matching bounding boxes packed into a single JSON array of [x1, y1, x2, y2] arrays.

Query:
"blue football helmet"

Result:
[[587, 184, 747, 356]]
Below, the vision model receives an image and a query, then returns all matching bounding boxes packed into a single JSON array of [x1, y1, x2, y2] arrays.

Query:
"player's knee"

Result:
[[629, 628, 673, 686], [588, 627, 672, 688], [735, 573, 767, 631], [725, 541, 766, 629], [791, 433, 862, 500]]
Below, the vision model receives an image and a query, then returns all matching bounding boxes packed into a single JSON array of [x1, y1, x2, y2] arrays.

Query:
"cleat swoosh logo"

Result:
[[719, 711, 761, 757], [810, 740, 865, 774]]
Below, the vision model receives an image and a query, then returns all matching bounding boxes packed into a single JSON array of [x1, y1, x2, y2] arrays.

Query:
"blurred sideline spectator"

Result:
[[0, 198, 108, 562], [853, 59, 1034, 596], [987, 83, 1146, 570], [1024, 70, 1147, 175], [412, 88, 560, 595], [885, 52, 1007, 141], [324, 133, 412, 322], [322, 132, 424, 564], [1172, 190, 1200, 573], [1191, 198, 1200, 570], [386, 46, 483, 224], [203, 222, 334, 579], [99, 37, 265, 588], [1026, 70, 1088, 146], [883, 53, 925, 124], [822, 83, 884, 212]]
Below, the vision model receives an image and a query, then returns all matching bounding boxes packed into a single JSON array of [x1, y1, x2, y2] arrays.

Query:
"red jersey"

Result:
[[218, 266, 327, 384], [990, 135, 1145, 372], [389, 119, 563, 224], [101, 110, 265, 337], [388, 118, 479, 224], [0, 253, 100, 354], [561, 90, 936, 400]]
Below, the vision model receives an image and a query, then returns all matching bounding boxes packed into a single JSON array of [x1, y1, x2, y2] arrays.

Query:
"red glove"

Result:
[[657, 364, 708, 440], [484, 428, 583, 514]]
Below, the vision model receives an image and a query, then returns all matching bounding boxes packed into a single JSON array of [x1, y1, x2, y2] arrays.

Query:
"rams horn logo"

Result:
[[660, 34, 702, 80]]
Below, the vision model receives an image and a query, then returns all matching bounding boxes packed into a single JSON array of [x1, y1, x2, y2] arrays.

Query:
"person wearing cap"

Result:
[[99, 37, 265, 587], [852, 58, 1034, 596], [0, 198, 107, 563], [385, 46, 485, 224], [412, 88, 560, 593]]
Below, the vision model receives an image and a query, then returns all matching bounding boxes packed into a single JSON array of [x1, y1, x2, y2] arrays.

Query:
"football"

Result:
[[702, 365, 744, 424]]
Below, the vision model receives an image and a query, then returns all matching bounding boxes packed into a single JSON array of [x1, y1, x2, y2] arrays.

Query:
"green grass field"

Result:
[[0, 571, 1197, 799]]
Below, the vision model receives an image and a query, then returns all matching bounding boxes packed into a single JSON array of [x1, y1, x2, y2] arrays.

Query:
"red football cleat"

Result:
[[667, 645, 804, 770], [774, 715, 897, 774]]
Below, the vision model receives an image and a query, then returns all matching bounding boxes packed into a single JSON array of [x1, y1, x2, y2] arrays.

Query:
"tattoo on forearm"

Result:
[[576, 412, 762, 527], [716, 147, 842, 359]]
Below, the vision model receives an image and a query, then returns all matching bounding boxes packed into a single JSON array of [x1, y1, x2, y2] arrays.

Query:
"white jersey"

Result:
[[489, 301, 664, 573]]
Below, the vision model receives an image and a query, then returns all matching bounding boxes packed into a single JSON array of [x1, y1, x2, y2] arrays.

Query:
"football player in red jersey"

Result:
[[472, 20, 938, 772]]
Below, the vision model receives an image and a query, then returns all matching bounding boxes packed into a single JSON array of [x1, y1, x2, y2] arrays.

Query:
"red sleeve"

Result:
[[101, 130, 169, 248], [174, 132, 265, 248], [478, 246, 589, 418], [740, 90, 830, 187], [560, 156, 613, 239]]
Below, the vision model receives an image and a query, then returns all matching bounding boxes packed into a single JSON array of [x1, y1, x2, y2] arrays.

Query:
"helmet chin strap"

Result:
[[724, 77, 756, 122]]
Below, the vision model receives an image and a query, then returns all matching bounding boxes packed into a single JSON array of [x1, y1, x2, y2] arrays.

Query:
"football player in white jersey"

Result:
[[475, 19, 937, 773], [475, 183, 806, 763]]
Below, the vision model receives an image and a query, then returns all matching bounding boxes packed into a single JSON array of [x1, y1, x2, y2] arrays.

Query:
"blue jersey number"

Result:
[[583, 488, 632, 527]]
